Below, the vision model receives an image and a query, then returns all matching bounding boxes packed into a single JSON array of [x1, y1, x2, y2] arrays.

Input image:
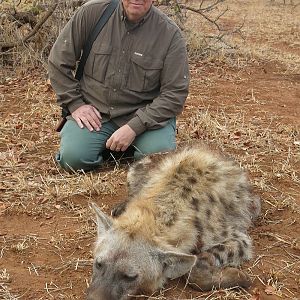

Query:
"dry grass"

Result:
[[0, 0, 77, 74], [230, 0, 300, 73], [1, 76, 299, 298], [178, 107, 299, 191], [185, 0, 300, 73], [0, 269, 21, 300], [1, 0, 300, 299]]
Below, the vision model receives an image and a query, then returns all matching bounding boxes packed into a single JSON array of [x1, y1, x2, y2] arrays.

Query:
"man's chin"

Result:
[[127, 11, 144, 22]]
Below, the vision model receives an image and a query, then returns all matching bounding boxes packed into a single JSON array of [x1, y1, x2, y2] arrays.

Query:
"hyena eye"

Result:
[[95, 260, 103, 269], [121, 273, 138, 282]]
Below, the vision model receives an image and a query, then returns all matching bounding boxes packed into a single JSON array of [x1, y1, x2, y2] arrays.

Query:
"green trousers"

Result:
[[56, 118, 176, 172]]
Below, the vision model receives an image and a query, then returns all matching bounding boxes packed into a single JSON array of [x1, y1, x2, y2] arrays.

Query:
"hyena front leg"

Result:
[[188, 233, 252, 290], [206, 232, 253, 267], [188, 258, 251, 291], [111, 157, 154, 217]]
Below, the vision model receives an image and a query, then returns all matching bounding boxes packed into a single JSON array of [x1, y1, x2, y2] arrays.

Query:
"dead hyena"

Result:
[[87, 147, 260, 300]]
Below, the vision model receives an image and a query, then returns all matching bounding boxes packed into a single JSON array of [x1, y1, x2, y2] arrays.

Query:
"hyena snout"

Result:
[[89, 203, 198, 299], [87, 262, 141, 300], [87, 279, 135, 300], [87, 286, 112, 300]]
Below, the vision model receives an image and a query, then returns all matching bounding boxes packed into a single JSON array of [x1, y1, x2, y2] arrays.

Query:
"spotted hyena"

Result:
[[87, 147, 261, 300]]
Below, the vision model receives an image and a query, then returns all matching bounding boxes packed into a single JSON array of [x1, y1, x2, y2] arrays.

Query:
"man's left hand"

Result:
[[106, 124, 136, 152]]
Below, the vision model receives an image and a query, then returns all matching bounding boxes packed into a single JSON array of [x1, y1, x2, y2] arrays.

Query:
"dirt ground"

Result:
[[0, 0, 299, 299]]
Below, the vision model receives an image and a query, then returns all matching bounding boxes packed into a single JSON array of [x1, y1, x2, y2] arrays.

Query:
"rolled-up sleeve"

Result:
[[127, 31, 189, 135], [48, 6, 99, 112]]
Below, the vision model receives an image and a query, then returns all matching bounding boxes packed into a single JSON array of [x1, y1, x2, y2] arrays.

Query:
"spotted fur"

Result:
[[88, 147, 260, 300]]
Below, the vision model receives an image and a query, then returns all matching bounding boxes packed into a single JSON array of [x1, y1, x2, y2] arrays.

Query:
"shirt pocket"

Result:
[[84, 43, 112, 83], [127, 54, 163, 92]]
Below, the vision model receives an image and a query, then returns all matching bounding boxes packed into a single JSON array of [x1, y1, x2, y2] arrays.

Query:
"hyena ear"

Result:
[[158, 251, 197, 280], [89, 202, 113, 236]]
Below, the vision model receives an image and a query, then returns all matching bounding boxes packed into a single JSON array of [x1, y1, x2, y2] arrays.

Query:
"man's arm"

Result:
[[48, 3, 108, 130], [127, 31, 190, 136], [106, 30, 189, 151], [48, 7, 90, 111]]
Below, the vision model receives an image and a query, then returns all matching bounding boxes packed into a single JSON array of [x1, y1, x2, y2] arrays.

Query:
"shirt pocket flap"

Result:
[[92, 43, 113, 55], [131, 54, 163, 70]]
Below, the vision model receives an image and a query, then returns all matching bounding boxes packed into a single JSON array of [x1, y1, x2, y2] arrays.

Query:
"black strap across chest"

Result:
[[75, 0, 119, 80]]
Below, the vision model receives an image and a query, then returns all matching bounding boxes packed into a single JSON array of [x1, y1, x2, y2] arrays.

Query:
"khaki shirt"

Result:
[[48, 0, 189, 135]]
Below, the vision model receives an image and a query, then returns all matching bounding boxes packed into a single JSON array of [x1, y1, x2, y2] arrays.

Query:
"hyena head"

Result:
[[87, 203, 196, 300]]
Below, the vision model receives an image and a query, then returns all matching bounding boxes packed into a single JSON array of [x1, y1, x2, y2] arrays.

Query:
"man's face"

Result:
[[122, 0, 153, 23]]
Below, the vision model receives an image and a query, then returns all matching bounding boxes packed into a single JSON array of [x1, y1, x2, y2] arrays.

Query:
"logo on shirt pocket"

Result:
[[127, 54, 163, 92]]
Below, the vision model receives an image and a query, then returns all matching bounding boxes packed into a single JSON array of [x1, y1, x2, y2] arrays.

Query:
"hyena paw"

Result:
[[217, 267, 251, 289], [188, 266, 251, 291]]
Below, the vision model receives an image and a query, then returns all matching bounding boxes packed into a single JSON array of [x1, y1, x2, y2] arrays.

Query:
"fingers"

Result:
[[72, 105, 102, 131], [76, 115, 99, 132], [107, 140, 128, 152], [92, 106, 102, 120], [106, 138, 126, 152], [106, 125, 136, 152]]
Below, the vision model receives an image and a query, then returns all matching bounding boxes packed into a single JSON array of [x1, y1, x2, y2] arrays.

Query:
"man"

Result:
[[48, 0, 189, 172]]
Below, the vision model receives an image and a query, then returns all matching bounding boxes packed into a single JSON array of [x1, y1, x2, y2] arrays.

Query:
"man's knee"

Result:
[[133, 119, 176, 160], [57, 119, 111, 172], [133, 141, 176, 160], [56, 146, 102, 172]]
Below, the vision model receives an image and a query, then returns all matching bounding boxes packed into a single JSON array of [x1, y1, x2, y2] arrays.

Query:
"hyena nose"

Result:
[[87, 287, 119, 300], [86, 285, 101, 300]]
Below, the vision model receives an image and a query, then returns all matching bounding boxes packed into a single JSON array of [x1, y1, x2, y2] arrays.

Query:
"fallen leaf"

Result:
[[232, 131, 242, 140], [264, 285, 277, 295], [251, 287, 261, 300], [250, 295, 260, 300], [0, 202, 9, 215], [243, 141, 252, 147]]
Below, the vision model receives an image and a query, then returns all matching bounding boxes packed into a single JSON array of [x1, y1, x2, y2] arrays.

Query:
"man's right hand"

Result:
[[72, 104, 102, 131]]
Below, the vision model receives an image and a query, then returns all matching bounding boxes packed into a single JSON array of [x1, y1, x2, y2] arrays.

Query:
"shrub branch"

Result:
[[0, 1, 58, 51]]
